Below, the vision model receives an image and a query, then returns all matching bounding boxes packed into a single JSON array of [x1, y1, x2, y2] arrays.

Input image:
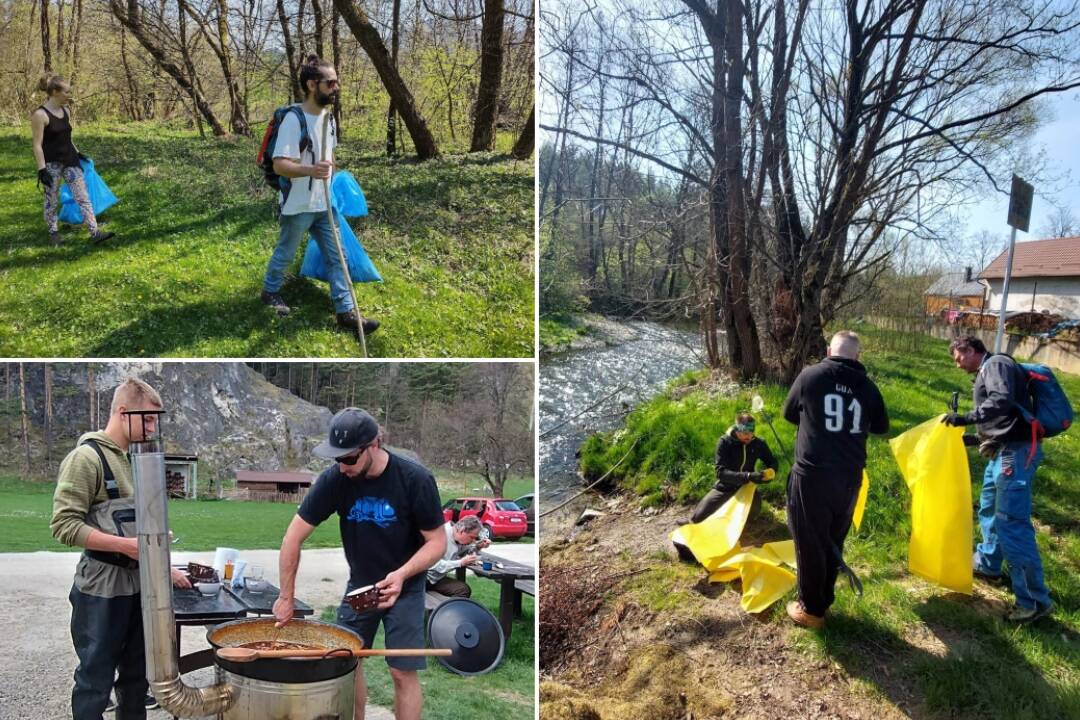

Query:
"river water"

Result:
[[539, 321, 705, 504]]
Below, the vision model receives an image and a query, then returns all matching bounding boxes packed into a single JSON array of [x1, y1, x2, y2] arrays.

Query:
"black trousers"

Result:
[[786, 467, 861, 617], [69, 587, 147, 720], [427, 576, 472, 598], [690, 483, 762, 524]]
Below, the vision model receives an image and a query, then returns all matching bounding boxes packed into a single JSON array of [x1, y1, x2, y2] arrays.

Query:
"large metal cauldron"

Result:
[[207, 618, 363, 719]]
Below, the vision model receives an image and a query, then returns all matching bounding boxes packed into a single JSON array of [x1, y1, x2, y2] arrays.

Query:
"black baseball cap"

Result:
[[313, 408, 379, 459]]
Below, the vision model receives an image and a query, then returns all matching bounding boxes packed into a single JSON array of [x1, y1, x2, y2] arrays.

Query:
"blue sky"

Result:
[[964, 91, 1080, 239]]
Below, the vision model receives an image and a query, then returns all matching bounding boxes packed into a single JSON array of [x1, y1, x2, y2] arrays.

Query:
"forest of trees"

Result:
[[0, 0, 535, 156], [540, 0, 1080, 381], [0, 362, 534, 497]]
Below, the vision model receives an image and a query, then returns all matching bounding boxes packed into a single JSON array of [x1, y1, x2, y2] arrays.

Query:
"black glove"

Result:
[[37, 168, 52, 188], [747, 471, 765, 483], [942, 412, 973, 427], [961, 434, 978, 447]]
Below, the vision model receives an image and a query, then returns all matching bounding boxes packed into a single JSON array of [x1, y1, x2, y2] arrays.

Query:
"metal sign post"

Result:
[[994, 175, 1034, 353]]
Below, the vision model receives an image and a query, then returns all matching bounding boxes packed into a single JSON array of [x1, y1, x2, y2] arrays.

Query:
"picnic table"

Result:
[[454, 550, 535, 639], [172, 576, 313, 674]]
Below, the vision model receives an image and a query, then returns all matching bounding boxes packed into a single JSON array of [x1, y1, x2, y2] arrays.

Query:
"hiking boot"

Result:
[[144, 693, 159, 710], [48, 230, 63, 246], [90, 230, 114, 244], [1006, 602, 1053, 624], [261, 290, 291, 316], [336, 310, 380, 336], [786, 600, 825, 629]]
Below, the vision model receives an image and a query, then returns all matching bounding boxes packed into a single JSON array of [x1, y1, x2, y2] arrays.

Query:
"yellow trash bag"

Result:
[[852, 470, 870, 531], [889, 415, 973, 595], [671, 483, 756, 571], [707, 540, 797, 613]]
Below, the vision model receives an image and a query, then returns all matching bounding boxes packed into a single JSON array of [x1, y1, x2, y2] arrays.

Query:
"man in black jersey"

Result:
[[272, 408, 446, 720], [782, 331, 889, 628]]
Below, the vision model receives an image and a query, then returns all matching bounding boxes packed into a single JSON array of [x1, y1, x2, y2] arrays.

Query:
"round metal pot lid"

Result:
[[426, 598, 505, 676]]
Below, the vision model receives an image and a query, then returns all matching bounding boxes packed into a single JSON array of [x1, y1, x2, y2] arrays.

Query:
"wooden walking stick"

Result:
[[320, 110, 368, 357]]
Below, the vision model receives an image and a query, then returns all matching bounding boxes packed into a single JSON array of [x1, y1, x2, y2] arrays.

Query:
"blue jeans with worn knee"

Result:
[[974, 441, 1051, 611], [264, 211, 354, 313]]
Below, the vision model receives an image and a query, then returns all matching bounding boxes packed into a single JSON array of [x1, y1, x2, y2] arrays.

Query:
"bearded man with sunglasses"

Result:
[[273, 407, 446, 720], [261, 54, 379, 335]]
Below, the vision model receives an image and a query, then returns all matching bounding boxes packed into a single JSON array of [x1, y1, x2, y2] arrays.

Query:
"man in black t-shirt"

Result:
[[273, 408, 446, 720], [782, 331, 889, 628]]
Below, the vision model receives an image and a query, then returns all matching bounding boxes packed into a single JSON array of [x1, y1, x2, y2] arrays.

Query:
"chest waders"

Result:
[[69, 439, 148, 720]]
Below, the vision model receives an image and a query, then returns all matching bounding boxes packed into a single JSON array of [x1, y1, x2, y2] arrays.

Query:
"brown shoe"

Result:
[[786, 600, 825, 629]]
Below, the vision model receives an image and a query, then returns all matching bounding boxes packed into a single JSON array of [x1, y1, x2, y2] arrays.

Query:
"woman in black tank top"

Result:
[[30, 75, 114, 246]]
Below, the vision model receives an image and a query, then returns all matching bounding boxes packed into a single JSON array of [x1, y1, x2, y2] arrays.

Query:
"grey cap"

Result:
[[313, 407, 379, 459]]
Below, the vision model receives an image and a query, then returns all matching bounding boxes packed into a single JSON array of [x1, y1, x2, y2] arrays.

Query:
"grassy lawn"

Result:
[[577, 322, 1080, 718], [318, 576, 534, 720], [0, 470, 534, 552], [0, 122, 533, 358]]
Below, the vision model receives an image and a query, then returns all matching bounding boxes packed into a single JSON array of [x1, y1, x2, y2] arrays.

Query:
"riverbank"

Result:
[[539, 313, 646, 355], [541, 323, 1080, 719]]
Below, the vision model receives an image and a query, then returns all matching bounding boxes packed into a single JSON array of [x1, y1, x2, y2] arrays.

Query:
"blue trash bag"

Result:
[[59, 157, 118, 225], [332, 170, 368, 217], [299, 171, 380, 283], [299, 210, 382, 283]]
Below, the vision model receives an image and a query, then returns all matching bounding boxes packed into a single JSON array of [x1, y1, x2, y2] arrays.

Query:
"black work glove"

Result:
[[961, 434, 979, 447], [747, 471, 765, 483], [942, 412, 973, 427], [37, 168, 52, 188]]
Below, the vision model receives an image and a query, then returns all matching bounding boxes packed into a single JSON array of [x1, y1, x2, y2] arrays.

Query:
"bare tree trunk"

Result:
[[214, 0, 249, 134], [69, 0, 83, 87], [470, 0, 505, 152], [40, 0, 52, 73], [296, 0, 307, 59], [333, 0, 439, 159], [44, 365, 53, 467], [56, 0, 65, 61], [331, 4, 341, 131], [311, 0, 325, 57], [276, 0, 302, 101], [385, 0, 400, 156], [87, 365, 95, 426], [19, 363, 30, 478], [109, 0, 227, 135], [510, 105, 533, 159]]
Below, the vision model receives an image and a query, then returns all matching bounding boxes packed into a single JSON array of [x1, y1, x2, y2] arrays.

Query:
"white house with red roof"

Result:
[[979, 236, 1080, 318]]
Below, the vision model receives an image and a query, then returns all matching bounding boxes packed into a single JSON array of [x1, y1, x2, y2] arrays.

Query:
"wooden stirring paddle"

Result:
[[217, 647, 452, 663]]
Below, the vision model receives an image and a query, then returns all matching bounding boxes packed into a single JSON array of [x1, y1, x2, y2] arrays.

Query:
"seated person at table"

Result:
[[426, 516, 491, 598]]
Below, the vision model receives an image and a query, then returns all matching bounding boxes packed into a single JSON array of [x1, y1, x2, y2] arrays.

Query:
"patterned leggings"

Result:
[[43, 162, 97, 235]]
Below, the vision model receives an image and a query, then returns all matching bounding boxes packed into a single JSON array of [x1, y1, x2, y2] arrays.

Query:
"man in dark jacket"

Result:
[[688, 412, 779, 524], [944, 335, 1052, 623], [782, 331, 889, 629]]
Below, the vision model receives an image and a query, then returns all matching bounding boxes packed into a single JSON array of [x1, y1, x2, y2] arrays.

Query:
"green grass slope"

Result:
[[578, 323, 1080, 718], [0, 123, 533, 357]]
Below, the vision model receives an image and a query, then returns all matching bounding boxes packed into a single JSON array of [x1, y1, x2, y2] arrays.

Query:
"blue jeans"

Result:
[[264, 211, 353, 313], [974, 441, 1051, 610]]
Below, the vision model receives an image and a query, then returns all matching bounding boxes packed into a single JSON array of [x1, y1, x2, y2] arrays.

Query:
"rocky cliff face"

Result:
[[14, 363, 333, 479]]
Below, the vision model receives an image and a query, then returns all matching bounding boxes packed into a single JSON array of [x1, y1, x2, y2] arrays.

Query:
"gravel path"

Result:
[[0, 549, 381, 719], [0, 543, 535, 720]]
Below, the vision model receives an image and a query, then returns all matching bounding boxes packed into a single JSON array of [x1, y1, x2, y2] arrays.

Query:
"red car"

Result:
[[442, 497, 528, 539]]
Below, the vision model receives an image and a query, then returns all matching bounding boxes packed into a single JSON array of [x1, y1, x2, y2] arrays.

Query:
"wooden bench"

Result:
[[513, 579, 534, 617], [424, 590, 453, 611]]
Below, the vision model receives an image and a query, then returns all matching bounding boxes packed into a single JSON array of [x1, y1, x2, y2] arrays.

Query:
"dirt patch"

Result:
[[541, 493, 915, 720]]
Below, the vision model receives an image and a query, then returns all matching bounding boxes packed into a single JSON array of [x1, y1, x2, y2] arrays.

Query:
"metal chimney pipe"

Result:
[[132, 435, 235, 717]]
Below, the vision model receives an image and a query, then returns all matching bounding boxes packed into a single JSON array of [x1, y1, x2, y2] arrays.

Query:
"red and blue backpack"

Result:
[[257, 105, 335, 205]]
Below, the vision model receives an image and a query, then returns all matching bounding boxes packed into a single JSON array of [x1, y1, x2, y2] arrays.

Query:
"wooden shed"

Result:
[[235, 470, 316, 501]]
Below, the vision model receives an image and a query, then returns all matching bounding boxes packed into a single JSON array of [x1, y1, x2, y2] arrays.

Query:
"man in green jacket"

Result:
[[51, 378, 189, 720]]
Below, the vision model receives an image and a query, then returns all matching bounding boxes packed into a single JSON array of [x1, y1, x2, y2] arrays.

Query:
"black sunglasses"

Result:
[[335, 445, 370, 465]]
